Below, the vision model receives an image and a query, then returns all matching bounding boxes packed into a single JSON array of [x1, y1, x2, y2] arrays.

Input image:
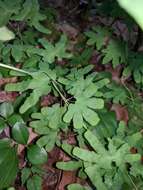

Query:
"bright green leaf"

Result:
[[56, 161, 82, 171], [0, 26, 15, 41], [117, 0, 143, 30]]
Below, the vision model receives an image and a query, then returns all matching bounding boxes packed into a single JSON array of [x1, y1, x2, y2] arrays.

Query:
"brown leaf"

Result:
[[0, 91, 18, 102], [41, 94, 57, 107], [56, 23, 79, 39], [105, 64, 123, 84], [58, 171, 77, 190], [42, 147, 62, 190], [0, 77, 17, 86], [111, 104, 129, 124]]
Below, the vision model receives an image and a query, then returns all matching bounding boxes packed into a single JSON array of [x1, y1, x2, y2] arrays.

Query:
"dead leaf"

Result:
[[41, 94, 57, 107], [111, 104, 129, 124], [0, 77, 17, 86], [0, 91, 18, 102], [58, 171, 77, 190], [56, 23, 79, 39]]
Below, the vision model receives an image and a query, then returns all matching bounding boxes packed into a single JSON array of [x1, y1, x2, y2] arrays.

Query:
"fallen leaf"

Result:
[[0, 91, 18, 102], [56, 23, 79, 39], [58, 171, 77, 190], [41, 94, 57, 107], [111, 104, 129, 124], [0, 77, 17, 86]]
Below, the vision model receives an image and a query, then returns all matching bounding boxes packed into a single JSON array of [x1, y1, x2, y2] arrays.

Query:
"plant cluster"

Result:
[[0, 0, 143, 190]]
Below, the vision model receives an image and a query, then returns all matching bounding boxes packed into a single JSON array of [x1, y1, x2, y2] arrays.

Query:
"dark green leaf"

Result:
[[0, 139, 18, 189], [27, 144, 48, 165], [12, 122, 29, 145], [27, 175, 42, 190], [0, 102, 13, 118], [21, 168, 31, 185]]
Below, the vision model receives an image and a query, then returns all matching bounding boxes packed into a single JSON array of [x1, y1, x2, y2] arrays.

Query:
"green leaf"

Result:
[[0, 26, 15, 41], [0, 102, 14, 118], [85, 26, 110, 50], [0, 118, 7, 133], [0, 0, 21, 26], [71, 123, 143, 190], [67, 184, 92, 190], [64, 95, 104, 128], [12, 122, 29, 145], [7, 114, 24, 126], [13, 0, 50, 34], [34, 21, 51, 34], [102, 39, 126, 68], [27, 144, 48, 165], [38, 104, 65, 130], [31, 166, 45, 176], [30, 104, 66, 151], [85, 166, 107, 190], [27, 35, 72, 63], [84, 130, 106, 154], [94, 110, 118, 141], [62, 69, 108, 129], [104, 83, 128, 104], [70, 48, 93, 66], [11, 45, 25, 62], [61, 143, 75, 158], [37, 132, 57, 152], [0, 139, 18, 189], [56, 161, 82, 171], [117, 0, 143, 30], [27, 175, 42, 190], [6, 71, 52, 113], [7, 187, 15, 190], [123, 53, 143, 85], [21, 168, 31, 185], [73, 147, 98, 162]]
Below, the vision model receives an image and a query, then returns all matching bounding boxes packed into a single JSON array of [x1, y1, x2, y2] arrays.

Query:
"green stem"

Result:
[[51, 80, 69, 106], [0, 63, 69, 106], [127, 174, 138, 190], [0, 63, 32, 75]]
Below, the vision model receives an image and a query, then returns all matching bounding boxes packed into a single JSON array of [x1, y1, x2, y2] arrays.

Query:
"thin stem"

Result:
[[51, 80, 69, 106], [127, 174, 138, 190], [0, 63, 32, 75], [122, 82, 134, 102], [0, 63, 69, 106]]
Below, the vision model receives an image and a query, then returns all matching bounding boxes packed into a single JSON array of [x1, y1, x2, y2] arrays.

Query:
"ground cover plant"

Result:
[[1, 0, 143, 189]]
